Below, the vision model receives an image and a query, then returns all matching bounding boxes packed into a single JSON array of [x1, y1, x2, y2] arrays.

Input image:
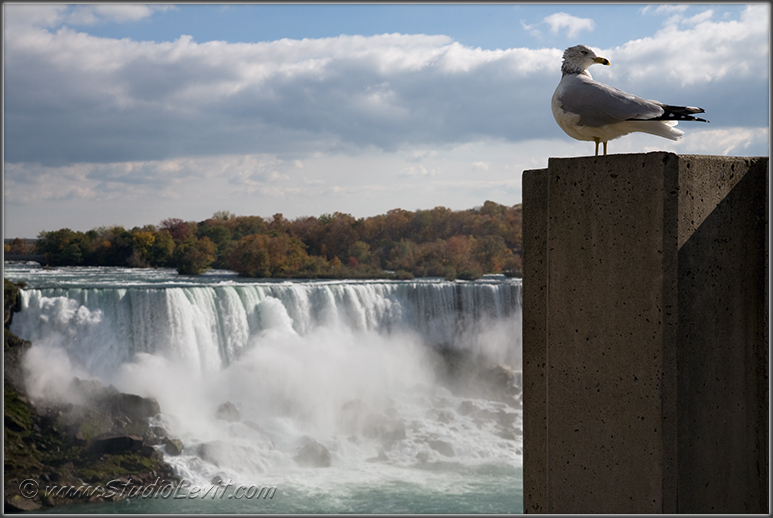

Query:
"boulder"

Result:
[[89, 434, 144, 454], [427, 439, 455, 457], [4, 279, 24, 329], [196, 441, 227, 467], [109, 393, 160, 421], [5, 494, 42, 513], [215, 401, 240, 422], [163, 437, 184, 456], [293, 438, 331, 468], [457, 400, 478, 416], [496, 410, 517, 426], [496, 429, 519, 441], [436, 411, 454, 424], [475, 364, 516, 398]]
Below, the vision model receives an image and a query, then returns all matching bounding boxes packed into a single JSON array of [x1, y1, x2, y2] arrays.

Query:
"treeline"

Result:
[[9, 201, 523, 280]]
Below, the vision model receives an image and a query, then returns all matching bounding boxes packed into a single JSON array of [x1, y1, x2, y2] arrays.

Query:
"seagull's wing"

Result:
[[557, 74, 664, 128]]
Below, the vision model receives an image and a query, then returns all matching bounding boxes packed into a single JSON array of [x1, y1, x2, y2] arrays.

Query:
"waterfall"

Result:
[[7, 267, 523, 490], [12, 280, 522, 377]]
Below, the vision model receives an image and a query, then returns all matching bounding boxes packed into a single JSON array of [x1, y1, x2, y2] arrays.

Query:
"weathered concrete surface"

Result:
[[523, 152, 768, 514]]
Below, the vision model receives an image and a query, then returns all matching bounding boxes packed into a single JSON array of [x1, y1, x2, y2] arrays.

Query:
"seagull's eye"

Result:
[[580, 51, 587, 55]]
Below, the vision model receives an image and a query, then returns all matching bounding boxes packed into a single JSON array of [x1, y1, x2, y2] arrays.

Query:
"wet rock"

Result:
[[496, 410, 517, 426], [6, 494, 42, 512], [497, 429, 519, 441], [372, 417, 406, 445], [89, 434, 144, 454], [197, 441, 227, 466], [4, 279, 24, 328], [5, 413, 26, 433], [294, 438, 331, 467], [428, 439, 455, 457], [151, 426, 167, 439], [475, 364, 516, 399], [437, 411, 454, 424], [457, 400, 478, 416], [163, 437, 184, 456], [110, 393, 160, 421], [215, 401, 240, 422]]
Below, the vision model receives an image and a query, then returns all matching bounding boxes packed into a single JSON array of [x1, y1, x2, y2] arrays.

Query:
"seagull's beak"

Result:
[[594, 56, 610, 66]]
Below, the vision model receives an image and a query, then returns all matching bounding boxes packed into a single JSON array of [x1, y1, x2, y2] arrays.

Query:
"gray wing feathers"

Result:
[[558, 75, 664, 127]]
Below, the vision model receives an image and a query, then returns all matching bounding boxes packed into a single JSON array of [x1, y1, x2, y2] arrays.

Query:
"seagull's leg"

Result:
[[594, 138, 600, 156], [603, 141, 608, 156]]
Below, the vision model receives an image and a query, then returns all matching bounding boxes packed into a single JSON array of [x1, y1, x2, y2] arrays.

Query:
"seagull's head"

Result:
[[562, 45, 610, 74]]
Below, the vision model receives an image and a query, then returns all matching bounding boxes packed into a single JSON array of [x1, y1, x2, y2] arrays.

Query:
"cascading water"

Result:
[[5, 264, 523, 513]]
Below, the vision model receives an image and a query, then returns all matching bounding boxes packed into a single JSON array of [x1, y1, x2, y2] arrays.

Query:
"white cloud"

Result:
[[399, 165, 440, 177], [544, 12, 596, 38], [521, 12, 595, 39], [640, 5, 690, 16], [519, 20, 541, 39], [594, 1, 769, 133], [3, 3, 175, 31], [682, 9, 714, 26], [3, 26, 560, 166], [677, 127, 769, 156]]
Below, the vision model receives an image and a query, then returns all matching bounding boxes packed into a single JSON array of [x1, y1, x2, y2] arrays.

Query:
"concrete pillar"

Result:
[[522, 152, 768, 513]]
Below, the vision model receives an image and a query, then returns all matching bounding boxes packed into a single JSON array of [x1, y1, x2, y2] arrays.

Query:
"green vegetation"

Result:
[[29, 201, 523, 279]]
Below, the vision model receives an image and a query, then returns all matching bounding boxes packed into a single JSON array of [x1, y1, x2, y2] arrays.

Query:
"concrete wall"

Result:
[[522, 152, 768, 513]]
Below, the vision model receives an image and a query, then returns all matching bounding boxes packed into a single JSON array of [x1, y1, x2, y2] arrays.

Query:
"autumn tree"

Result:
[[229, 233, 311, 278], [5, 238, 34, 254], [173, 236, 216, 275]]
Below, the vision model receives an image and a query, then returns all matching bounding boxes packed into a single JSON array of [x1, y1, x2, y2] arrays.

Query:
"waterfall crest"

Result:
[[13, 279, 522, 376]]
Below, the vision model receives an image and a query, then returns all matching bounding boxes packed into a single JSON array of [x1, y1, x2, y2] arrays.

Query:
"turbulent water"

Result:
[[5, 264, 523, 514]]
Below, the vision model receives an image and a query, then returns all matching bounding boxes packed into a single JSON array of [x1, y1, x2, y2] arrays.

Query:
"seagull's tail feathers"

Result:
[[632, 104, 710, 123]]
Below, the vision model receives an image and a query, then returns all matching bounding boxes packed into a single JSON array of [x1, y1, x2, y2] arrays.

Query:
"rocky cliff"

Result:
[[4, 279, 180, 512]]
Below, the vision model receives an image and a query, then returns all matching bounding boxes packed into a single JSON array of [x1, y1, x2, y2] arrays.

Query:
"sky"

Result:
[[3, 3, 770, 238]]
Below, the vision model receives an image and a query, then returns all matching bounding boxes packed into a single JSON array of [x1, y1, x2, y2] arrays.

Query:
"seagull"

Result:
[[551, 45, 709, 156]]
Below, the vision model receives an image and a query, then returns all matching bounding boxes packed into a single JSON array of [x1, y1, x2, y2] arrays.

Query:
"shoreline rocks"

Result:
[[3, 279, 180, 513]]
